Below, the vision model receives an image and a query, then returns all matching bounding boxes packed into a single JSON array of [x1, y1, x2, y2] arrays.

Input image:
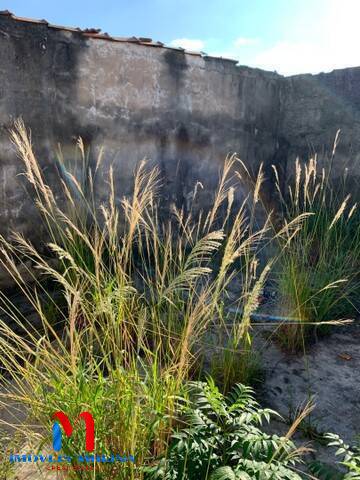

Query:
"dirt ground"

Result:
[[257, 323, 360, 443]]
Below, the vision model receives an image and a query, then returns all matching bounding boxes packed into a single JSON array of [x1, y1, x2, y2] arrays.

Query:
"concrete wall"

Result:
[[280, 68, 360, 178], [0, 14, 282, 247], [0, 13, 360, 287]]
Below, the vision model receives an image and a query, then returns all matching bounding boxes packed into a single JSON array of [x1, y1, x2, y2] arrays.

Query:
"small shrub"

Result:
[[145, 378, 303, 480]]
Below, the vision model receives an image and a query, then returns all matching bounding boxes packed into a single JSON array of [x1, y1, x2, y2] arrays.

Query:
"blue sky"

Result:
[[2, 0, 360, 75]]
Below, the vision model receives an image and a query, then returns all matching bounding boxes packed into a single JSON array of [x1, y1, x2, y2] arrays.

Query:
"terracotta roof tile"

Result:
[[0, 10, 237, 62]]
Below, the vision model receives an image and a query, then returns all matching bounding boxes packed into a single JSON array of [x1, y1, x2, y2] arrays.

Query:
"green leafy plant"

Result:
[[326, 434, 360, 479], [308, 435, 360, 480], [146, 378, 304, 479], [308, 460, 344, 480]]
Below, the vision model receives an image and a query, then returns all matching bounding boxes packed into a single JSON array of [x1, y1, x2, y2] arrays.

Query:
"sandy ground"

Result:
[[258, 324, 360, 443]]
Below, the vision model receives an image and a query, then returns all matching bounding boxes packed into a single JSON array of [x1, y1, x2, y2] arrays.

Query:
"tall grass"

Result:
[[273, 155, 360, 351], [0, 121, 285, 478]]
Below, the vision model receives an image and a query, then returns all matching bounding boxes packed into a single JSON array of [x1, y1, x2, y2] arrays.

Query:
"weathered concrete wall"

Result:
[[0, 13, 282, 253], [280, 68, 360, 178], [1, 13, 360, 288]]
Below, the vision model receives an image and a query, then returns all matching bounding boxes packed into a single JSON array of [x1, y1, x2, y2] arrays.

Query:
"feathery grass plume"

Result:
[[284, 399, 315, 441], [204, 162, 275, 392], [1, 121, 319, 478], [274, 153, 360, 352], [329, 194, 351, 229], [0, 122, 290, 479], [204, 153, 238, 231], [348, 202, 357, 220]]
